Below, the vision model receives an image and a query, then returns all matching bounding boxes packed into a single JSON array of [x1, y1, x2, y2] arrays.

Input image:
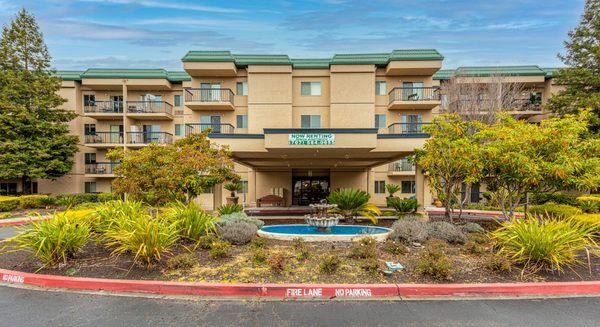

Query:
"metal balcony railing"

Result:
[[85, 162, 119, 174], [126, 101, 173, 116], [83, 101, 123, 114], [389, 87, 441, 103], [389, 159, 415, 172], [84, 132, 124, 144], [387, 123, 431, 134], [185, 88, 234, 104], [185, 123, 235, 135], [126, 132, 173, 145]]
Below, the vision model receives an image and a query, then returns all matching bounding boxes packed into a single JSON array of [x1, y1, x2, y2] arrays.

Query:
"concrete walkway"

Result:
[[0, 285, 599, 327]]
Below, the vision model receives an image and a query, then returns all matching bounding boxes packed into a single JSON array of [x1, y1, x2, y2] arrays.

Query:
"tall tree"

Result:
[[548, 0, 600, 133], [0, 9, 78, 193]]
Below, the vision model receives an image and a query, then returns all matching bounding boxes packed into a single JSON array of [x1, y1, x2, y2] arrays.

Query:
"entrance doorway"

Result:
[[292, 176, 330, 206]]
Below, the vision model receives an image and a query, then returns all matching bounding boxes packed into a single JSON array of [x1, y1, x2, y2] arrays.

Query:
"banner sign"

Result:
[[288, 133, 334, 145]]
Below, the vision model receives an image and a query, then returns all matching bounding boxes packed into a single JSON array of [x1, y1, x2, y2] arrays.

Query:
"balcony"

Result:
[[84, 132, 124, 148], [388, 159, 415, 176], [383, 123, 431, 136], [126, 132, 173, 147], [85, 162, 119, 177], [126, 101, 173, 120], [83, 101, 123, 119], [185, 123, 235, 135], [388, 87, 441, 110], [184, 88, 235, 110]]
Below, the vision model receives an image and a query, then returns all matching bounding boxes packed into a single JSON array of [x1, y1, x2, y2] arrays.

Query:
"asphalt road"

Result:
[[0, 226, 16, 239], [0, 286, 599, 327]]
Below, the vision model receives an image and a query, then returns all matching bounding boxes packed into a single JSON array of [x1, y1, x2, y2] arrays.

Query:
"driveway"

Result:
[[0, 285, 598, 327]]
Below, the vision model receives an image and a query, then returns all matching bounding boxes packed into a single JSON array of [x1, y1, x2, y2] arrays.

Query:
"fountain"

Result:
[[304, 202, 342, 231]]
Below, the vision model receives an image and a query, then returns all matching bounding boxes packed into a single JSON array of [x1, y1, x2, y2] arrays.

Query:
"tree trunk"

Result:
[[524, 192, 529, 217], [21, 175, 32, 194]]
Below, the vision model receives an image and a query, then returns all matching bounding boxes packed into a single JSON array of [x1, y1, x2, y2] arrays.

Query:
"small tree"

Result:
[[547, 0, 600, 133], [478, 112, 600, 219], [108, 132, 239, 205], [414, 114, 484, 221], [0, 9, 78, 193]]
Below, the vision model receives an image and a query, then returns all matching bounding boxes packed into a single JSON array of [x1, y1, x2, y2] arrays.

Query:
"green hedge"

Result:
[[0, 198, 19, 212], [529, 202, 582, 219], [0, 193, 120, 212], [530, 192, 579, 206]]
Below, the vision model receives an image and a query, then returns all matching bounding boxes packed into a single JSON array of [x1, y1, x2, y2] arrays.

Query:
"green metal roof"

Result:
[[166, 71, 191, 82], [233, 54, 291, 65], [52, 70, 84, 81], [181, 51, 234, 62], [432, 69, 455, 80], [389, 49, 444, 61], [291, 58, 332, 69], [541, 67, 562, 78], [454, 65, 546, 77]]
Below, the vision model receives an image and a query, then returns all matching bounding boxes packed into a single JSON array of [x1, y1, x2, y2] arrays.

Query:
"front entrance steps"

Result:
[[245, 206, 315, 217]]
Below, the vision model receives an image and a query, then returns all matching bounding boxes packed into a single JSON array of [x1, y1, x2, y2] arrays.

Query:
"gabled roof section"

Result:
[[181, 51, 234, 62], [389, 49, 444, 61], [81, 68, 170, 79], [541, 67, 562, 78], [290, 58, 331, 69], [330, 53, 390, 65], [232, 54, 291, 65], [52, 70, 83, 81], [432, 69, 455, 80], [454, 65, 546, 77], [166, 71, 191, 82]]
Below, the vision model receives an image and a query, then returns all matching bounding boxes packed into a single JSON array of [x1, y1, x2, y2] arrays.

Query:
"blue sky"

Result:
[[0, 0, 585, 70]]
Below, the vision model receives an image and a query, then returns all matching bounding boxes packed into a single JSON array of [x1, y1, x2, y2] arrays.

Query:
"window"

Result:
[[401, 181, 416, 194], [236, 82, 248, 96], [375, 81, 387, 95], [300, 82, 322, 96], [236, 115, 248, 128], [200, 115, 222, 132], [0, 182, 17, 195], [401, 114, 423, 133], [530, 92, 542, 105], [375, 114, 387, 128], [84, 124, 96, 135], [201, 186, 213, 194], [402, 82, 424, 100], [175, 124, 183, 136], [441, 94, 449, 108], [301, 115, 321, 128], [174, 94, 182, 107], [84, 182, 97, 194], [84, 153, 96, 164], [83, 94, 95, 106], [375, 181, 386, 194], [240, 180, 248, 194]]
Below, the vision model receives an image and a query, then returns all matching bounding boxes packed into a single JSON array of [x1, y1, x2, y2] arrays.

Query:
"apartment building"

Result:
[[1, 49, 560, 209]]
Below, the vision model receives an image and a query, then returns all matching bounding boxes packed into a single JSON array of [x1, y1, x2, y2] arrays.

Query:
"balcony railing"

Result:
[[84, 101, 123, 114], [85, 162, 119, 175], [185, 88, 234, 104], [389, 159, 415, 172], [387, 123, 431, 134], [389, 87, 441, 103], [84, 132, 124, 144], [185, 123, 235, 135], [126, 132, 173, 145], [126, 101, 173, 116]]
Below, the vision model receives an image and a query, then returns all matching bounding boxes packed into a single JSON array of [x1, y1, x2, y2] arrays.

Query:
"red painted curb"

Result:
[[0, 217, 50, 228], [2, 268, 599, 299]]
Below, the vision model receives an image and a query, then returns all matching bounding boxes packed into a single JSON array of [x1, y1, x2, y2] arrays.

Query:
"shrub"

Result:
[[55, 195, 79, 207], [4, 211, 90, 266], [528, 202, 582, 219], [267, 252, 287, 273], [571, 214, 600, 237], [293, 237, 310, 260], [468, 232, 490, 245], [463, 241, 486, 255], [577, 195, 600, 213], [360, 258, 379, 275], [0, 198, 19, 212], [530, 192, 578, 206], [427, 221, 467, 244], [250, 237, 267, 249], [385, 183, 401, 198], [91, 199, 147, 234], [165, 202, 217, 242], [416, 241, 452, 280], [484, 254, 512, 273], [102, 209, 179, 266], [389, 219, 428, 243], [251, 247, 267, 264], [219, 221, 258, 245], [349, 237, 377, 259], [387, 197, 418, 214], [318, 254, 341, 274], [461, 222, 484, 234], [97, 193, 120, 203], [384, 240, 407, 255], [37, 195, 57, 207], [166, 253, 196, 270], [216, 211, 264, 228], [217, 203, 243, 215], [491, 217, 595, 272], [197, 234, 218, 250], [209, 241, 230, 259], [327, 188, 381, 223]]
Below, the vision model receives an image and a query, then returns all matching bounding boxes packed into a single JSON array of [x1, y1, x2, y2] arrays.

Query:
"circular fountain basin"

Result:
[[257, 224, 392, 242]]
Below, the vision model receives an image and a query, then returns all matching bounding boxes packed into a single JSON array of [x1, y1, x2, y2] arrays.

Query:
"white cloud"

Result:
[[79, 0, 244, 14]]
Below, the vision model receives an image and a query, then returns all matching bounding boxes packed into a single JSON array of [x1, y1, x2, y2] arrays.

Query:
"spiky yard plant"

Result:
[[224, 182, 242, 198], [165, 201, 217, 242], [385, 183, 401, 198], [326, 188, 381, 224], [217, 203, 244, 215]]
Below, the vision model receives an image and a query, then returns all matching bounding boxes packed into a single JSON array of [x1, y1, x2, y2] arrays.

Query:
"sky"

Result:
[[0, 0, 586, 71]]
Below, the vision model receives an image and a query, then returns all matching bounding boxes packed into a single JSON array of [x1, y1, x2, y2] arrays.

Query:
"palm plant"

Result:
[[224, 182, 242, 198], [385, 184, 401, 198], [326, 188, 381, 224], [387, 197, 419, 214]]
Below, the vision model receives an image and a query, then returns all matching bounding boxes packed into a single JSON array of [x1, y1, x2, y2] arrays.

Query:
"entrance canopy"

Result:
[[208, 128, 427, 169]]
